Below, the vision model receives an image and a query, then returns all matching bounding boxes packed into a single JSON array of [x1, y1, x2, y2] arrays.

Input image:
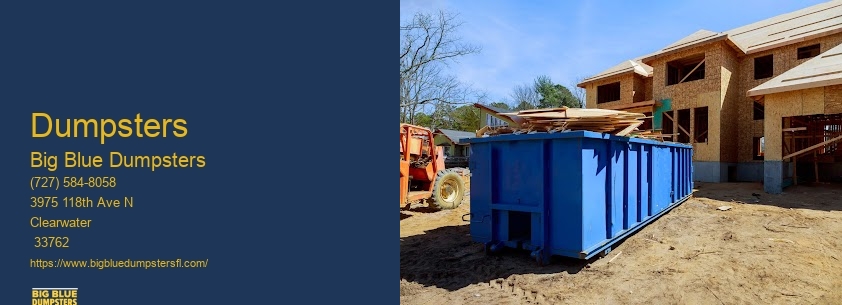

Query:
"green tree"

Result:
[[413, 112, 433, 127], [534, 75, 581, 108], [449, 105, 481, 131]]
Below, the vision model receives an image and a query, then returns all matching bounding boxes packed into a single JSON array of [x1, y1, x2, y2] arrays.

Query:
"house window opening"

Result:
[[754, 54, 773, 80], [597, 82, 621, 104], [677, 109, 691, 143], [753, 101, 764, 120], [640, 112, 653, 131], [753, 137, 765, 160], [797, 44, 820, 60], [666, 53, 705, 85], [694, 107, 708, 143]]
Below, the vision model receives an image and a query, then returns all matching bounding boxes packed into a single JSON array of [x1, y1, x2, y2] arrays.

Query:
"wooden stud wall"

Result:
[[763, 87, 826, 161]]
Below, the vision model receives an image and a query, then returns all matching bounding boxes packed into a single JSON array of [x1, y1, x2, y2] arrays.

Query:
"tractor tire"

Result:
[[432, 169, 466, 210]]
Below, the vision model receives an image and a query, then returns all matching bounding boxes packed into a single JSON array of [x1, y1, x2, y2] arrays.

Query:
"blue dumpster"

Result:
[[462, 131, 693, 264]]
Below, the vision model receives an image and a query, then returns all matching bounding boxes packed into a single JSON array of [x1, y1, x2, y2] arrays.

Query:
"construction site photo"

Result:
[[400, 1, 842, 304]]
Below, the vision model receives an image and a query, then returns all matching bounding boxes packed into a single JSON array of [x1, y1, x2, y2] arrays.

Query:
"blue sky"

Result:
[[400, 0, 829, 105]]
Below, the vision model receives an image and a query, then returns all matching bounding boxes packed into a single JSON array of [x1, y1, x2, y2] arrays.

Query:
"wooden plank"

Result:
[[783, 134, 842, 159], [616, 122, 643, 136], [517, 107, 568, 114], [677, 124, 691, 139], [782, 127, 806, 132]]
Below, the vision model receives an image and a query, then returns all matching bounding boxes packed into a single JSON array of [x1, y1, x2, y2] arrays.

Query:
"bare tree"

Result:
[[400, 10, 482, 124], [510, 83, 538, 109], [570, 76, 587, 108]]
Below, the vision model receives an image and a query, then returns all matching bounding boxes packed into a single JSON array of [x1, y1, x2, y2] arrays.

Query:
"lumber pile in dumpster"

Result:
[[476, 107, 671, 140]]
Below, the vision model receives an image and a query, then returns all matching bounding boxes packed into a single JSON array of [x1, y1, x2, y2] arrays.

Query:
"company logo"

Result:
[[32, 288, 77, 305]]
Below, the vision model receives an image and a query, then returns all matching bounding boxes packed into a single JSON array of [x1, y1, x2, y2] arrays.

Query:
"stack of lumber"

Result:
[[476, 107, 669, 140]]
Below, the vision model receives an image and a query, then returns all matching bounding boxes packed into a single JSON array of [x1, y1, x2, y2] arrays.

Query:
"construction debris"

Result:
[[476, 107, 671, 140]]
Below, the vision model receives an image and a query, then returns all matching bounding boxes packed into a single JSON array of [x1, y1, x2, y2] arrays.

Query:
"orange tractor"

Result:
[[400, 123, 468, 210]]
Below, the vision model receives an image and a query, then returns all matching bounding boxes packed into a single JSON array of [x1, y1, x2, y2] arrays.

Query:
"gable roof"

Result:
[[640, 29, 729, 63], [477, 103, 511, 114], [747, 42, 842, 96], [434, 129, 475, 144], [725, 1, 842, 55], [664, 29, 723, 50], [612, 1, 842, 66], [578, 60, 653, 86]]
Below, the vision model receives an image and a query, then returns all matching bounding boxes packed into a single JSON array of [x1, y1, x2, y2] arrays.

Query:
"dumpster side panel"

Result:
[[610, 141, 627, 237], [625, 143, 639, 230], [469, 142, 492, 242], [639, 144, 651, 222], [492, 140, 544, 209], [652, 145, 674, 214], [547, 138, 584, 253], [580, 138, 608, 250]]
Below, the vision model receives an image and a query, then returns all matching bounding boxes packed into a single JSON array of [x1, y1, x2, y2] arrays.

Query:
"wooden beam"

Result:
[[782, 127, 806, 132], [677, 124, 691, 140], [783, 133, 842, 159], [678, 59, 705, 84], [616, 122, 643, 136], [672, 111, 691, 142], [662, 111, 688, 141]]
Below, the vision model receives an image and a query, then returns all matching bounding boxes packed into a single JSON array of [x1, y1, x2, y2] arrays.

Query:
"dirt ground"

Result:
[[400, 182, 842, 305]]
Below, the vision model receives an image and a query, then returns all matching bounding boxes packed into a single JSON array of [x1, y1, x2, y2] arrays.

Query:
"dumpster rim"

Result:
[[462, 130, 692, 149]]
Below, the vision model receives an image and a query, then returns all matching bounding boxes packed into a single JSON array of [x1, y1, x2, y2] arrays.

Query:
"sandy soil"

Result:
[[400, 182, 842, 305]]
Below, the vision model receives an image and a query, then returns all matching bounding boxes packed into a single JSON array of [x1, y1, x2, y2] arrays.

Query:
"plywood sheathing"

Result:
[[639, 2, 842, 63], [724, 1, 842, 55], [648, 42, 728, 162], [748, 42, 842, 96], [737, 34, 842, 162], [719, 44, 741, 163], [825, 84, 842, 114], [644, 77, 654, 101], [763, 87, 827, 161], [633, 74, 646, 103], [584, 73, 636, 109]]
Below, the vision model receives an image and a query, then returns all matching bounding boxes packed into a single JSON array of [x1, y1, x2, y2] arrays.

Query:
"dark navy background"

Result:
[[0, 1, 393, 304]]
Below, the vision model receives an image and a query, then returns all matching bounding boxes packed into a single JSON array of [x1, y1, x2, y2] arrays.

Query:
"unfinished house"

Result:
[[577, 0, 842, 193]]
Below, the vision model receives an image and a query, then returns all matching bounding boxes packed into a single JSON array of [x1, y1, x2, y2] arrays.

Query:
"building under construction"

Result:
[[575, 1, 842, 193]]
